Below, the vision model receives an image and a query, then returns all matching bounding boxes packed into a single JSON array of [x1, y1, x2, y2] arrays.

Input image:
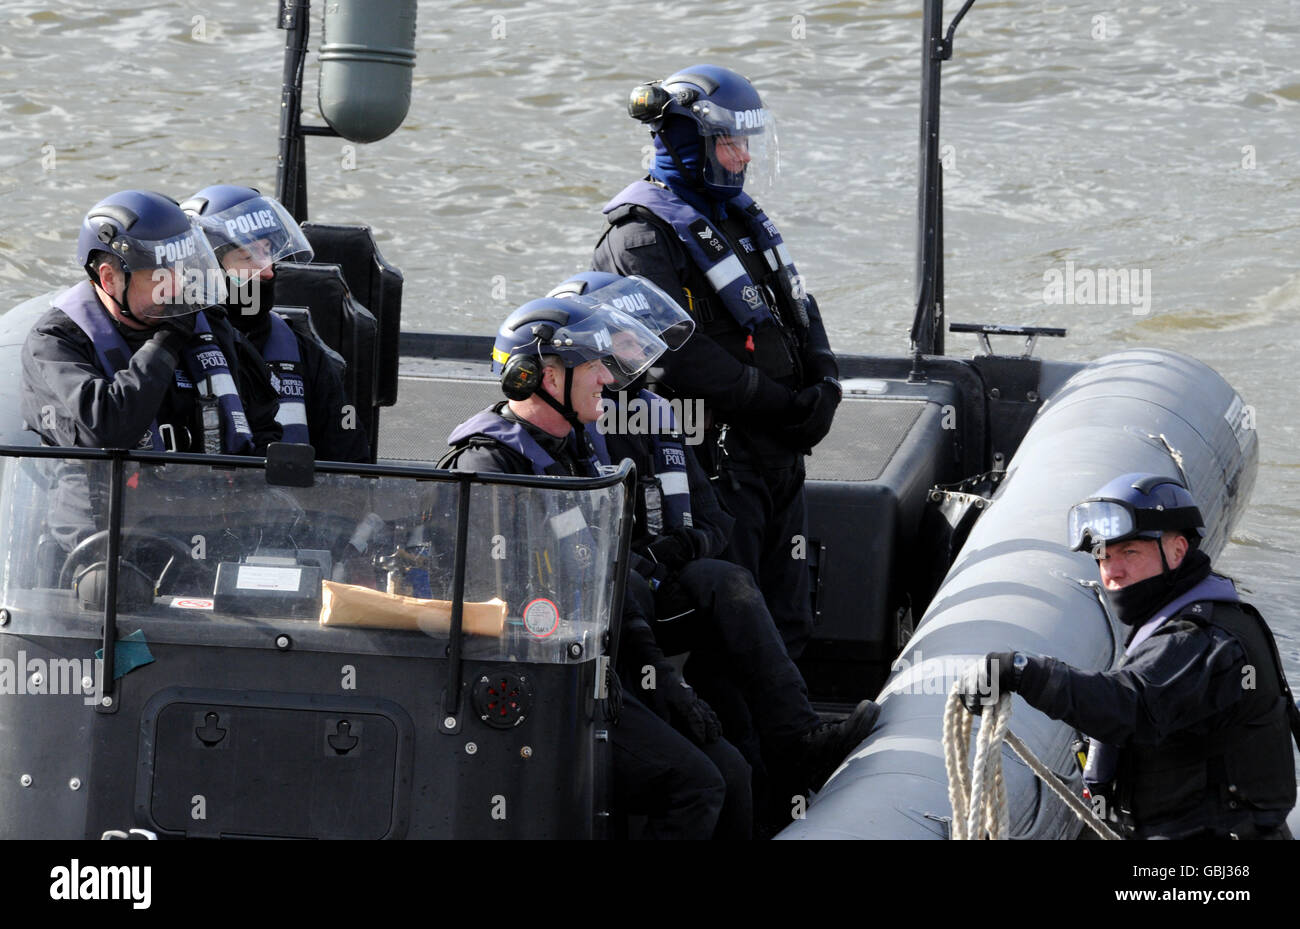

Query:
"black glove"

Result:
[[641, 527, 710, 573], [627, 550, 672, 590], [780, 382, 841, 451], [957, 652, 1021, 715], [663, 675, 722, 746]]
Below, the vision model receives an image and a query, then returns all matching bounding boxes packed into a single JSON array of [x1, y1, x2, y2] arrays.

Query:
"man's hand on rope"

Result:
[[957, 652, 1022, 715]]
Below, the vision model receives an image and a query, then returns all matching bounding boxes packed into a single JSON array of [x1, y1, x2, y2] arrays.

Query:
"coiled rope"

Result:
[[943, 681, 1121, 840]]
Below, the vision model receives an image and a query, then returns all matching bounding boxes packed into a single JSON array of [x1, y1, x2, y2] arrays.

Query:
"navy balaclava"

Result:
[[649, 116, 726, 219]]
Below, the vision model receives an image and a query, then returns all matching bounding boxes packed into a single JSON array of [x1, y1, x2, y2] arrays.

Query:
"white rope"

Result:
[[943, 680, 1122, 840]]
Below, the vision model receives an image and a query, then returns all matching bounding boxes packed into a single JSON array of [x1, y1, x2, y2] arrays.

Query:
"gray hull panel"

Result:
[[780, 349, 1257, 839]]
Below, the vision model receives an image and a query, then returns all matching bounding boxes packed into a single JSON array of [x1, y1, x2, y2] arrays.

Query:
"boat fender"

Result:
[[319, 0, 418, 144]]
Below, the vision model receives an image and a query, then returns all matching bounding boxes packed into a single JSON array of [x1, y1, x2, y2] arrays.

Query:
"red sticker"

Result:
[[170, 597, 214, 610], [522, 598, 560, 638]]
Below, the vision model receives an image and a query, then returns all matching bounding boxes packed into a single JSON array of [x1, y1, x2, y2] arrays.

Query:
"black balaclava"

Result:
[[223, 273, 276, 339]]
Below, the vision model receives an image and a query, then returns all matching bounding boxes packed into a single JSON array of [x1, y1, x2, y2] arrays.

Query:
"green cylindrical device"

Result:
[[319, 0, 418, 144]]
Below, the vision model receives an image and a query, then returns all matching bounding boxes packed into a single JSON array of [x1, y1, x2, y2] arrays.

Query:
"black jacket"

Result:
[[21, 303, 281, 453], [593, 198, 838, 461], [21, 301, 282, 549], [1018, 596, 1297, 838]]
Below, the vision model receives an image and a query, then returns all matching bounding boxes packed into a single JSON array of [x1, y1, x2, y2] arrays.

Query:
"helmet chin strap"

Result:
[[91, 263, 144, 324], [536, 366, 585, 433]]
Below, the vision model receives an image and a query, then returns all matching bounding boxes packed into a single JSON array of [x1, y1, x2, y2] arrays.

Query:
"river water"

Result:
[[0, 0, 1296, 675]]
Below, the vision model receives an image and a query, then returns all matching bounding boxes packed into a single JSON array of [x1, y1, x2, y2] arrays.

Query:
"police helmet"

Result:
[[491, 296, 668, 401], [180, 185, 314, 276], [546, 272, 695, 350], [77, 190, 226, 319], [628, 64, 778, 197], [1067, 472, 1206, 553]]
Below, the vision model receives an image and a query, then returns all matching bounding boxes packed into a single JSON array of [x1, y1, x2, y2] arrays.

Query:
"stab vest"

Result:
[[447, 407, 601, 478], [445, 406, 602, 577], [56, 281, 254, 454], [1110, 596, 1297, 837], [585, 390, 692, 536], [261, 312, 309, 445], [602, 181, 809, 335]]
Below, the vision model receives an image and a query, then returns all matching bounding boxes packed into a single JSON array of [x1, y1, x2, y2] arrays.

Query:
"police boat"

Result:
[[0, 0, 1277, 839]]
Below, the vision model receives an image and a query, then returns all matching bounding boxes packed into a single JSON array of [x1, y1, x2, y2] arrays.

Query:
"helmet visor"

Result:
[[578, 275, 695, 350], [549, 309, 668, 390], [120, 221, 227, 318], [699, 111, 778, 194], [193, 197, 314, 278], [1067, 499, 1139, 552]]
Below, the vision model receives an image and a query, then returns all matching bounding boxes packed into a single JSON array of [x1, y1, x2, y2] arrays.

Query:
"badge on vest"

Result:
[[688, 219, 729, 258], [741, 285, 764, 308]]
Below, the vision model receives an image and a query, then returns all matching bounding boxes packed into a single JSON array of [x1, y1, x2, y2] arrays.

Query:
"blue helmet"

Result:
[[546, 272, 695, 350], [628, 64, 778, 197], [179, 185, 314, 272], [491, 296, 667, 401], [76, 190, 226, 319], [1067, 472, 1206, 553]]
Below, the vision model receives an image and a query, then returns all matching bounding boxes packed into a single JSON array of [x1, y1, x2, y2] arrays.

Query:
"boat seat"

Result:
[[275, 306, 348, 372], [271, 262, 380, 457], [799, 388, 964, 703], [300, 223, 403, 407]]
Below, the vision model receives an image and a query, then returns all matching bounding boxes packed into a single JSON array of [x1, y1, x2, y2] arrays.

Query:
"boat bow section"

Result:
[[779, 349, 1257, 839]]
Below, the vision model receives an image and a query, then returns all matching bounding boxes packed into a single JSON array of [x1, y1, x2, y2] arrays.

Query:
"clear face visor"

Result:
[[549, 309, 668, 390], [194, 197, 314, 283], [577, 275, 695, 350], [693, 105, 778, 194], [104, 221, 227, 319], [1067, 499, 1138, 552]]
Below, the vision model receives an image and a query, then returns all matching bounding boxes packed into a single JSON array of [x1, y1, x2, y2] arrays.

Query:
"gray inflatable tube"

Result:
[[779, 349, 1259, 839]]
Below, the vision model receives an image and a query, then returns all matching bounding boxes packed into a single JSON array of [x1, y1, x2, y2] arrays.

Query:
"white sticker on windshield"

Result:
[[236, 565, 302, 592]]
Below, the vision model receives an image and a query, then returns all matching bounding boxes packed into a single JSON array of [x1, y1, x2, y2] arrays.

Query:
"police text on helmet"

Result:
[[153, 235, 198, 265], [224, 209, 278, 241], [733, 109, 766, 131], [608, 292, 651, 314]]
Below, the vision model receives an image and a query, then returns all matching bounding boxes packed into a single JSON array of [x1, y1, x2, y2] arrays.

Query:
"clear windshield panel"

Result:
[[0, 453, 627, 666]]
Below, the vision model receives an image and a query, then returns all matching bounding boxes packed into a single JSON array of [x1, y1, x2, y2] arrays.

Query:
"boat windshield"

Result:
[[0, 450, 631, 666]]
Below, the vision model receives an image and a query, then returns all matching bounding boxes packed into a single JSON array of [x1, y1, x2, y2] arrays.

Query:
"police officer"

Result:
[[553, 272, 879, 809], [21, 190, 282, 548], [442, 294, 754, 839], [959, 473, 1299, 839], [181, 185, 369, 463], [592, 64, 841, 659]]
